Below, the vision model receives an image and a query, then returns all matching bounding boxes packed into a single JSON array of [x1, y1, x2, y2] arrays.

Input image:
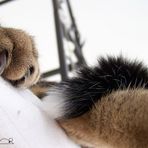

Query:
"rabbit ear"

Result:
[[0, 50, 7, 75]]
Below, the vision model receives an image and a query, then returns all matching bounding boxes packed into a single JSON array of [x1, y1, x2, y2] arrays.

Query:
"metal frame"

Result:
[[42, 0, 86, 80]]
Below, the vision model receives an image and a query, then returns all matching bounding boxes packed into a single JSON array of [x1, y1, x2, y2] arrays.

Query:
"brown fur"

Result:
[[59, 89, 148, 148], [0, 27, 40, 87], [1, 27, 148, 148], [30, 81, 56, 98]]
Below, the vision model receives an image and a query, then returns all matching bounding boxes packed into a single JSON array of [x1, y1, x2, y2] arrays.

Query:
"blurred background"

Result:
[[0, 0, 148, 81]]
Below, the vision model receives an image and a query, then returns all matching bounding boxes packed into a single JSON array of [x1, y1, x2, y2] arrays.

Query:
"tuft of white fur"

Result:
[[41, 88, 66, 119]]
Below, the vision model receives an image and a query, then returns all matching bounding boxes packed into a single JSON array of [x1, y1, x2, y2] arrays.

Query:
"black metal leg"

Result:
[[0, 0, 14, 6], [52, 0, 68, 81], [66, 0, 87, 66]]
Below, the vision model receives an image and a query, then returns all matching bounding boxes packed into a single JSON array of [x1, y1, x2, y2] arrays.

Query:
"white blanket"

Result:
[[0, 77, 79, 148]]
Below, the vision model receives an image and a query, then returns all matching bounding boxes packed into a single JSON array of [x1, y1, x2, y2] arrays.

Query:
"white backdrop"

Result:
[[0, 0, 148, 77]]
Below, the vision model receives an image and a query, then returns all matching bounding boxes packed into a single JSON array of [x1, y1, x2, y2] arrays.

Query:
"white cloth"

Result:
[[0, 77, 79, 148]]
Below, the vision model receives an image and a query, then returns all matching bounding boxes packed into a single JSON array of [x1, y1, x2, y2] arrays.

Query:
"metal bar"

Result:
[[74, 42, 87, 65], [66, 0, 87, 65], [41, 63, 78, 78], [41, 69, 60, 78], [52, 0, 68, 81], [66, 0, 80, 47], [0, 0, 14, 5]]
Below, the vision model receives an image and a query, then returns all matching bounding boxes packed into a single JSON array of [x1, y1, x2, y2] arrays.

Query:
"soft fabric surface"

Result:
[[0, 77, 79, 148]]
